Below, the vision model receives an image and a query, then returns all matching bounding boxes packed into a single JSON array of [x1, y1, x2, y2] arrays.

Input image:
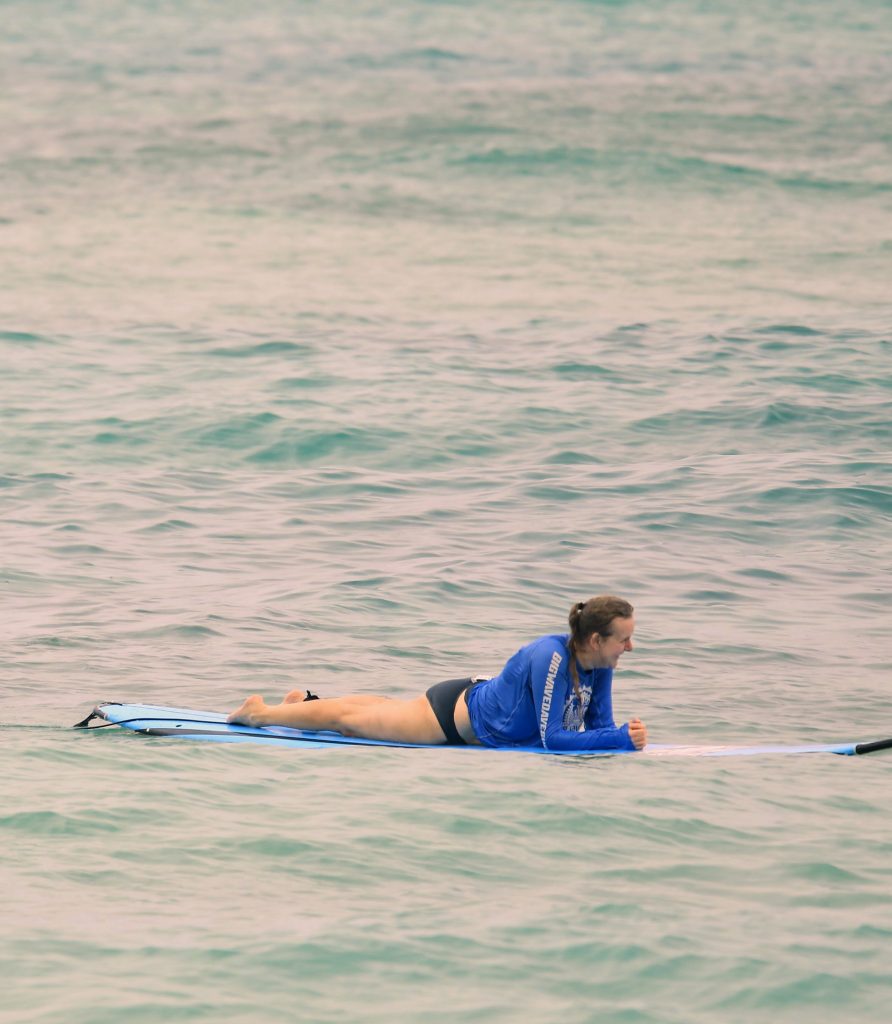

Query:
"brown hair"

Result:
[[567, 595, 634, 699]]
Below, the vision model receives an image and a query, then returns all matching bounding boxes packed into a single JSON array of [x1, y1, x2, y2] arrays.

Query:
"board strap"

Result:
[[72, 705, 118, 729]]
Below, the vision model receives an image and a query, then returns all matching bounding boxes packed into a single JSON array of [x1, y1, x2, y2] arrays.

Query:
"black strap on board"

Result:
[[72, 704, 120, 729]]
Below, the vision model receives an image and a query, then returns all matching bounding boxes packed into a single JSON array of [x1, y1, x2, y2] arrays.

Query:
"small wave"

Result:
[[247, 427, 403, 464], [346, 47, 468, 70], [52, 543, 106, 555], [735, 567, 793, 583], [0, 330, 53, 345], [25, 635, 99, 649], [761, 399, 856, 428], [127, 624, 223, 639], [396, 47, 467, 63], [653, 156, 892, 196], [682, 589, 746, 604], [135, 142, 272, 161], [552, 361, 627, 382], [92, 432, 149, 447], [207, 341, 314, 359], [136, 519, 196, 533], [523, 483, 589, 502], [275, 375, 337, 391], [757, 484, 892, 516], [848, 591, 892, 609], [0, 810, 119, 836], [455, 145, 602, 174], [784, 859, 865, 885], [753, 324, 822, 337], [544, 450, 602, 465], [189, 412, 283, 450], [632, 407, 747, 435]]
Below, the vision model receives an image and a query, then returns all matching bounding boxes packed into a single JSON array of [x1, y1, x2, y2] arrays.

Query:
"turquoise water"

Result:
[[2, 1, 891, 1021]]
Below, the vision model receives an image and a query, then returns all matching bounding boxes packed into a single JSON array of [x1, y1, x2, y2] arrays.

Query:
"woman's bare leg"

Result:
[[282, 689, 311, 705], [228, 692, 446, 744], [282, 689, 392, 706]]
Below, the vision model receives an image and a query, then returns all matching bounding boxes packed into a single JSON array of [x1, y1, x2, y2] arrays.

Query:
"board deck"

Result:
[[74, 703, 892, 758]]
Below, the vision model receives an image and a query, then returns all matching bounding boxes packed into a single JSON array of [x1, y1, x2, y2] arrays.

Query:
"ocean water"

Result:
[[2, 1, 891, 1021]]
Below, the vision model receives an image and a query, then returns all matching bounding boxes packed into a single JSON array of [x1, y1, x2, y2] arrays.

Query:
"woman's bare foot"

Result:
[[227, 694, 268, 726]]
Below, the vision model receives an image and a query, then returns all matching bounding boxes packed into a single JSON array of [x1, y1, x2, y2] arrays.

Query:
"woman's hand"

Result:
[[628, 718, 647, 749]]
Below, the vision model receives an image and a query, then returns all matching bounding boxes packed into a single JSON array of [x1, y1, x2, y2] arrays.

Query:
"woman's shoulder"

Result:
[[500, 633, 570, 675], [523, 633, 570, 659]]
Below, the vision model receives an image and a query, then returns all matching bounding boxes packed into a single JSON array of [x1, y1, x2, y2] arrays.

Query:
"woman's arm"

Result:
[[529, 643, 636, 752]]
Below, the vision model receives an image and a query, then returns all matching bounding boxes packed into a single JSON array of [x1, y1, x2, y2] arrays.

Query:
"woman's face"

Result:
[[584, 616, 635, 669]]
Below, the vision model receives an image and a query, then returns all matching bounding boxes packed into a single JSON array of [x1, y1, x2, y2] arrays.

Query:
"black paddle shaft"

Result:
[[854, 737, 892, 755]]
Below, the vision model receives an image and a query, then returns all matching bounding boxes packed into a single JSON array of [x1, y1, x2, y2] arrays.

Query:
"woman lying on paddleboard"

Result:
[[228, 594, 647, 751]]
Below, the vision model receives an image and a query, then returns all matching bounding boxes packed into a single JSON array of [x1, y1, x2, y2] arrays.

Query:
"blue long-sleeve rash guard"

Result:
[[466, 633, 635, 751]]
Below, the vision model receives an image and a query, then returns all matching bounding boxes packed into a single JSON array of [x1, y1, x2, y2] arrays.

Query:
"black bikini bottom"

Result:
[[425, 677, 480, 745]]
